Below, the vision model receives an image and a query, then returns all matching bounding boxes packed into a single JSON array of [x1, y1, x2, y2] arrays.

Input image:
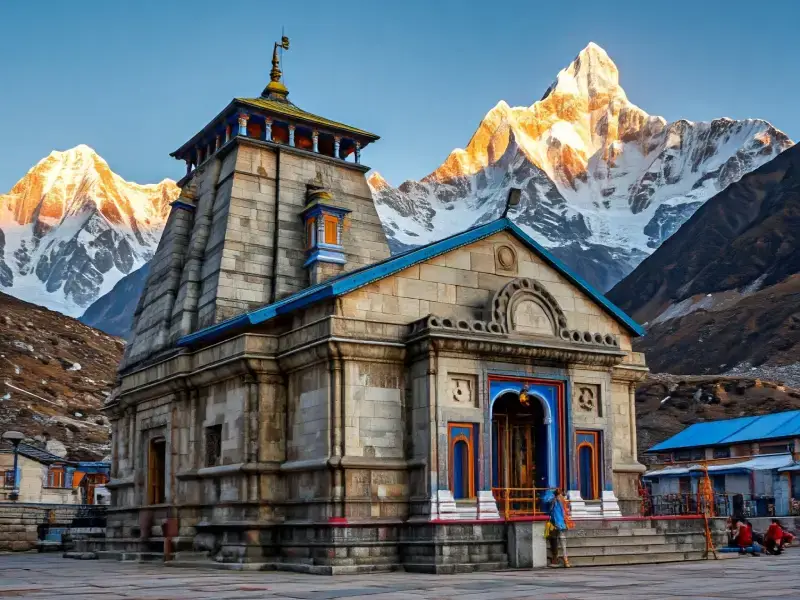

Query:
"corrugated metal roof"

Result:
[[648, 410, 800, 452], [648, 417, 754, 452], [1, 442, 70, 465], [644, 454, 795, 478]]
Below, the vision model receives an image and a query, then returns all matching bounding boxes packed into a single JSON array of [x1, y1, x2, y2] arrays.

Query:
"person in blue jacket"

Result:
[[548, 488, 571, 567]]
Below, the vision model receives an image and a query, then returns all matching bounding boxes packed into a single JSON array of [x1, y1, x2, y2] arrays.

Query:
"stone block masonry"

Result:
[[0, 503, 91, 552]]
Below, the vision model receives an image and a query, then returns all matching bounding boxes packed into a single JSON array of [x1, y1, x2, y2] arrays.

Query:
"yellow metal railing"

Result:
[[491, 487, 552, 519]]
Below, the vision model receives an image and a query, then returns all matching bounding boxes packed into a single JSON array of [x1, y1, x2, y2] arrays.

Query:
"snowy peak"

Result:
[[541, 42, 626, 103], [370, 42, 793, 292], [1, 145, 175, 231], [366, 171, 391, 191], [0, 145, 180, 317]]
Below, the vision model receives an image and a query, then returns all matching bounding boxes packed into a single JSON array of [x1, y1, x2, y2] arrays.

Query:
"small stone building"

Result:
[[105, 42, 649, 573], [0, 442, 109, 505]]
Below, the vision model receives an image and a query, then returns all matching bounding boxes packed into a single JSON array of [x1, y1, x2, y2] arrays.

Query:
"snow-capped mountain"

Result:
[[369, 42, 793, 291], [0, 145, 178, 316]]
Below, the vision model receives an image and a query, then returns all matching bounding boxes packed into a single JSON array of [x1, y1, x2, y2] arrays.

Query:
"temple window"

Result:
[[301, 188, 351, 272], [148, 437, 166, 505], [247, 122, 262, 139], [318, 135, 334, 157], [272, 123, 289, 144], [47, 466, 65, 488], [295, 130, 314, 151], [448, 423, 478, 500], [205, 425, 222, 468], [323, 215, 339, 245]]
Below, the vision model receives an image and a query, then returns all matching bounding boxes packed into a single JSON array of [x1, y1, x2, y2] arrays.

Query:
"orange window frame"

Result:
[[448, 422, 477, 499], [47, 467, 65, 488], [575, 429, 601, 500], [323, 215, 338, 245], [576, 442, 598, 500]]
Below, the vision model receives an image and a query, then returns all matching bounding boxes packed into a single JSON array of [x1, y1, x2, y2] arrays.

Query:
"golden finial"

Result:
[[263, 36, 290, 100]]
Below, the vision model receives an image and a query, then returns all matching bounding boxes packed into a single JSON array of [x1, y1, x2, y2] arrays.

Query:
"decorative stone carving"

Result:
[[495, 244, 518, 273], [448, 375, 477, 406], [489, 278, 567, 336], [576, 385, 598, 412]]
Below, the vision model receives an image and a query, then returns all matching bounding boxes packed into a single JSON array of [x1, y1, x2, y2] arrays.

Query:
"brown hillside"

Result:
[[635, 374, 800, 460], [0, 292, 123, 460]]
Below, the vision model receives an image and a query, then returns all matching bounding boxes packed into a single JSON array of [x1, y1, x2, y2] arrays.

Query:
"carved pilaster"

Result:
[[237, 113, 249, 136]]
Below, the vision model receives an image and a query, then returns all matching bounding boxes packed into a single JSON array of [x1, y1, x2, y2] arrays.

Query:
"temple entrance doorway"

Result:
[[491, 391, 549, 493]]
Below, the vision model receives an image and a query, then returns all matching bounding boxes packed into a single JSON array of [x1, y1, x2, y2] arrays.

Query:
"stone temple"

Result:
[[104, 40, 649, 573]]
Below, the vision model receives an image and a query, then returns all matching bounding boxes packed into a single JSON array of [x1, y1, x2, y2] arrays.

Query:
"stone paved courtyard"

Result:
[[0, 553, 799, 599]]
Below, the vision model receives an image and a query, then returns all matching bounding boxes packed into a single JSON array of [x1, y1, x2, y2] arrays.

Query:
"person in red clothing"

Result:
[[729, 517, 759, 555], [782, 530, 795, 547], [764, 519, 784, 555]]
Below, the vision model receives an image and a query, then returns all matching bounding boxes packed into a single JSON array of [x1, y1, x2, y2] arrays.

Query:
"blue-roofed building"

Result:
[[105, 40, 651, 573], [643, 410, 800, 518]]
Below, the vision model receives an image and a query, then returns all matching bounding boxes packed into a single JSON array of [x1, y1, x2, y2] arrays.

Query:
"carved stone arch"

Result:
[[488, 278, 568, 336]]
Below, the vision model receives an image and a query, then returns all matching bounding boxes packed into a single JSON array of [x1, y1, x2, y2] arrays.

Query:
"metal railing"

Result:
[[491, 487, 552, 519], [644, 492, 777, 518], [788, 498, 800, 516]]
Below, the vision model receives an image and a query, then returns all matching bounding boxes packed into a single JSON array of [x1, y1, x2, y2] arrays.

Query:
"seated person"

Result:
[[764, 519, 784, 555], [731, 517, 759, 555]]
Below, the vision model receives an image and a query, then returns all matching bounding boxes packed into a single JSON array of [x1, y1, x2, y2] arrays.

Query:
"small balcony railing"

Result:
[[491, 487, 553, 519]]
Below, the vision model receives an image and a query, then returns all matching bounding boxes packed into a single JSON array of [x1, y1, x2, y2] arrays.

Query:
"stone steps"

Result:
[[567, 527, 658, 537], [562, 550, 735, 567], [566, 534, 678, 548], [403, 561, 508, 574], [566, 543, 702, 557], [97, 550, 164, 562]]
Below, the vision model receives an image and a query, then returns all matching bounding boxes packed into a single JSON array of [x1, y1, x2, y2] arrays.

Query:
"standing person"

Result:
[[764, 519, 785, 555], [548, 488, 572, 568]]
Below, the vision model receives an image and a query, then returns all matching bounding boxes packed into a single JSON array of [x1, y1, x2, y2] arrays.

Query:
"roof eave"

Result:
[[235, 98, 380, 142], [170, 100, 239, 159]]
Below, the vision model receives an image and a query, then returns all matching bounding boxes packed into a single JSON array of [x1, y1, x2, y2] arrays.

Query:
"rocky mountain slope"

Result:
[[636, 374, 800, 459], [0, 292, 123, 461], [370, 43, 792, 291], [79, 263, 150, 338], [0, 145, 178, 317], [608, 144, 800, 383]]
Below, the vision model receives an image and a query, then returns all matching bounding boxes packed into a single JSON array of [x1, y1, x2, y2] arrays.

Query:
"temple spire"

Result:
[[262, 36, 291, 101]]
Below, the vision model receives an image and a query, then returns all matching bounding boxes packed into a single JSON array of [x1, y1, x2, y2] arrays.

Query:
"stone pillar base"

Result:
[[477, 490, 501, 520], [601, 490, 623, 518], [566, 490, 589, 518], [429, 490, 459, 520]]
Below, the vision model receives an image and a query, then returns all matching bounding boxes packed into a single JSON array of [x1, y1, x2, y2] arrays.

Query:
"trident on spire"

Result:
[[270, 36, 290, 82], [263, 35, 291, 100]]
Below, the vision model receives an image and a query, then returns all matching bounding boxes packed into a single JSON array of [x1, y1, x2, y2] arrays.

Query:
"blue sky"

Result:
[[0, 0, 796, 191]]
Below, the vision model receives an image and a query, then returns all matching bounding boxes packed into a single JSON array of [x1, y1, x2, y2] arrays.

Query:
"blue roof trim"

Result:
[[170, 200, 195, 212], [178, 218, 645, 346]]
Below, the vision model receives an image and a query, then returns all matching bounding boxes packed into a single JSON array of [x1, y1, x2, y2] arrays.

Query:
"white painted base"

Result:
[[477, 490, 501, 520], [601, 489, 623, 518], [567, 490, 589, 518], [430, 490, 459, 520]]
